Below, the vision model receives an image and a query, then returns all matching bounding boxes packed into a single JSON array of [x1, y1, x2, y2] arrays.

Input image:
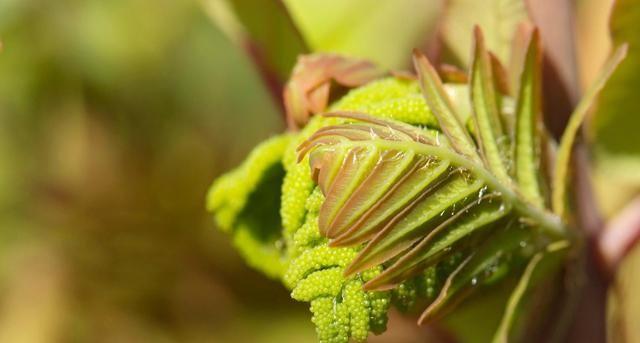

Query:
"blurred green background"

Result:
[[0, 0, 638, 342], [0, 0, 445, 341], [0, 0, 307, 342]]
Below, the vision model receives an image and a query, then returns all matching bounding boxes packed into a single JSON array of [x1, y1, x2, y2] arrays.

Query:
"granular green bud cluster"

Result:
[[207, 134, 291, 278], [276, 78, 445, 341], [207, 76, 525, 342], [283, 178, 390, 342], [206, 23, 612, 339], [209, 77, 447, 341], [334, 78, 438, 127]]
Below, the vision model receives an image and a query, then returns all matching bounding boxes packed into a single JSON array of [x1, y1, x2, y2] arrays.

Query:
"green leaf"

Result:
[[413, 50, 482, 164], [513, 28, 545, 207], [298, 111, 566, 308], [441, 0, 529, 66], [202, 0, 309, 83], [365, 193, 511, 291], [283, 0, 442, 69], [552, 44, 628, 219], [419, 223, 531, 323], [349, 176, 486, 278], [492, 240, 569, 342], [470, 27, 512, 185]]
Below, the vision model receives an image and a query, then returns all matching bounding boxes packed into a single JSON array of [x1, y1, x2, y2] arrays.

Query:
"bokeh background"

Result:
[[0, 1, 304, 342], [0, 0, 638, 342]]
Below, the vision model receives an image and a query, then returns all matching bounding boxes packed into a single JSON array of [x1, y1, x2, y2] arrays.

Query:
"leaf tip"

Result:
[[412, 48, 430, 71], [342, 263, 359, 279], [472, 25, 485, 45]]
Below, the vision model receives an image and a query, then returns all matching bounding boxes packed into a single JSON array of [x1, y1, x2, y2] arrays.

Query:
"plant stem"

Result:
[[563, 144, 608, 342]]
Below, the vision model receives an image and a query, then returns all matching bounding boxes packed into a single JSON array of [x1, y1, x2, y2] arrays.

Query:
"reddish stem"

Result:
[[597, 196, 640, 275]]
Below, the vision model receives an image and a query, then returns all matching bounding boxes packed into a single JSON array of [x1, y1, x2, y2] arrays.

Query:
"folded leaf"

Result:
[[366, 193, 512, 290], [284, 54, 384, 128], [419, 223, 532, 323], [299, 111, 567, 296], [413, 50, 482, 163], [470, 27, 512, 185], [514, 29, 545, 207]]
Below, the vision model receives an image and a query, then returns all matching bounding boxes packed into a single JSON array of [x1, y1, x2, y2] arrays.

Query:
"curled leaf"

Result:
[[284, 54, 385, 129], [299, 110, 565, 297]]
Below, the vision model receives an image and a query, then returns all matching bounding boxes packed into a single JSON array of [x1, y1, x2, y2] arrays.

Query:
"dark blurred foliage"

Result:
[[0, 0, 319, 342]]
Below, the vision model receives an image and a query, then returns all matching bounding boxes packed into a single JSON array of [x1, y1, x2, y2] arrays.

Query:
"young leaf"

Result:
[[492, 240, 569, 342], [364, 193, 511, 291], [470, 27, 512, 185], [552, 44, 628, 219], [284, 54, 384, 128], [298, 112, 567, 293], [413, 50, 482, 164], [514, 29, 545, 207], [418, 223, 531, 323], [489, 52, 512, 95], [347, 176, 486, 276]]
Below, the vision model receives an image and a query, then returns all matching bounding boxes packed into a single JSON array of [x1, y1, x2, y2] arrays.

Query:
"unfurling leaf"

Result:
[[206, 25, 630, 343], [284, 54, 385, 129], [413, 50, 481, 164], [292, 29, 571, 328], [298, 104, 563, 311]]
